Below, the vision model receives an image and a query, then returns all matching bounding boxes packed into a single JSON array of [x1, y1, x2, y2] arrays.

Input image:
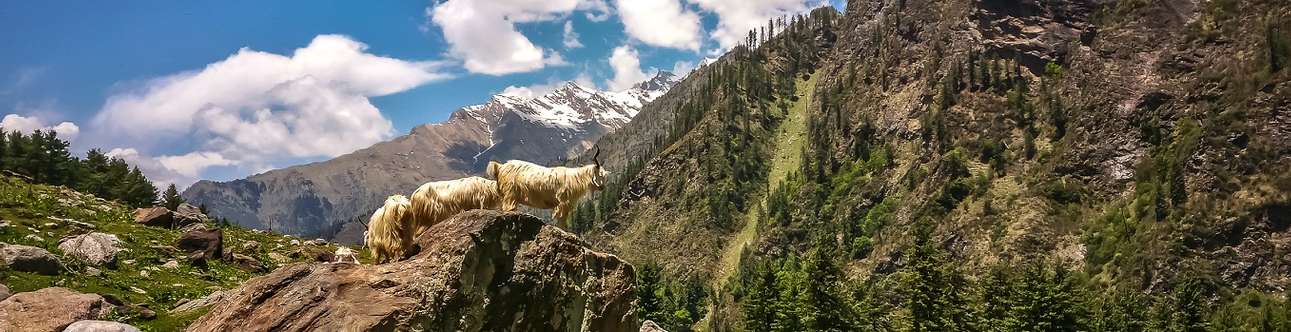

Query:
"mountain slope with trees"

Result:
[[573, 0, 1291, 330]]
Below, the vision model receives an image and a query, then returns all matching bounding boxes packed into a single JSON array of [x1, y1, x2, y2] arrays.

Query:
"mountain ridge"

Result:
[[184, 72, 679, 243]]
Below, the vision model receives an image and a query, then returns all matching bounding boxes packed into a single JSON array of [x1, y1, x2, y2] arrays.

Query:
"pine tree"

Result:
[[905, 217, 977, 331], [162, 183, 185, 210], [743, 262, 777, 332], [637, 263, 666, 324], [800, 242, 850, 332]]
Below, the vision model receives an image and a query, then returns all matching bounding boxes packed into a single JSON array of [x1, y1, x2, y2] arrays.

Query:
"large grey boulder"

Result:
[[62, 320, 142, 332], [0, 243, 64, 275], [58, 233, 124, 266], [0, 287, 114, 332]]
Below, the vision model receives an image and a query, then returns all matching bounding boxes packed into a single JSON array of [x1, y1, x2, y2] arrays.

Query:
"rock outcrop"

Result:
[[172, 203, 209, 227], [62, 320, 141, 332], [187, 210, 638, 332], [0, 287, 115, 332], [0, 284, 9, 302], [640, 320, 668, 332], [58, 232, 124, 266], [132, 207, 172, 228], [0, 243, 63, 275], [175, 225, 223, 261]]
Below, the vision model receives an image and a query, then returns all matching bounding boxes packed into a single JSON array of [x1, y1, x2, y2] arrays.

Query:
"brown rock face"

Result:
[[175, 226, 223, 260], [133, 207, 172, 228], [0, 287, 115, 332], [187, 210, 638, 332]]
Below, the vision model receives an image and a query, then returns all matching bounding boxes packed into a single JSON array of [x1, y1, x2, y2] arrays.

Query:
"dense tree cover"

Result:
[[0, 128, 157, 207], [727, 224, 1291, 331], [636, 263, 710, 331]]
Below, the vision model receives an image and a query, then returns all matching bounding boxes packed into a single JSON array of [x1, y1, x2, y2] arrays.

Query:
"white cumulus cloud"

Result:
[[690, 0, 817, 50], [615, 0, 703, 50], [563, 21, 584, 49], [606, 46, 652, 91], [91, 34, 448, 189], [429, 0, 580, 75], [1, 114, 80, 142]]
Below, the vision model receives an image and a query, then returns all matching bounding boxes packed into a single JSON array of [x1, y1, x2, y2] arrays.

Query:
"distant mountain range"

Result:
[[183, 72, 680, 243]]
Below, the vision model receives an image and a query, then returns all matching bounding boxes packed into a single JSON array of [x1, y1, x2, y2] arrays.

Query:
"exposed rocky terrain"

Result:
[[184, 73, 679, 244], [187, 210, 638, 332]]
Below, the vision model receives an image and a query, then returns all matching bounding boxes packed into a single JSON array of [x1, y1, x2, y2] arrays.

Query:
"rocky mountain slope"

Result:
[[0, 175, 340, 331], [569, 0, 1291, 330], [187, 210, 638, 332], [183, 73, 678, 243]]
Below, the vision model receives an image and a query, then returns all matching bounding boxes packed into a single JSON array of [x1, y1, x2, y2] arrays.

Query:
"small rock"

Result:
[[0, 284, 9, 301], [149, 245, 178, 255], [171, 290, 226, 314], [289, 239, 300, 246], [227, 253, 264, 272], [133, 207, 173, 228], [41, 222, 58, 229], [241, 241, 260, 251], [58, 232, 125, 266], [267, 252, 289, 264], [85, 267, 102, 276], [0, 243, 64, 275], [130, 286, 147, 294], [23, 234, 44, 242], [641, 320, 668, 332], [63, 320, 143, 332], [0, 287, 115, 332], [122, 259, 135, 265], [162, 260, 180, 269], [139, 270, 150, 278]]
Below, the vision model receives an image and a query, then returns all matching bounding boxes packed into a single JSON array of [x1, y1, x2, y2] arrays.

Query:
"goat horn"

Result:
[[592, 147, 601, 166]]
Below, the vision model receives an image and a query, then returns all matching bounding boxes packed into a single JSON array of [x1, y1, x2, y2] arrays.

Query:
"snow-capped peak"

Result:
[[453, 71, 681, 131]]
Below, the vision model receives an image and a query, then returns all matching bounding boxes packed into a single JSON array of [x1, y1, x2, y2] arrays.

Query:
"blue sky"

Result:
[[0, 0, 843, 187]]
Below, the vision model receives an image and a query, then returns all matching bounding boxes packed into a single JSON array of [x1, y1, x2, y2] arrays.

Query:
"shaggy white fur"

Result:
[[364, 195, 413, 264], [409, 176, 501, 234], [488, 150, 608, 228]]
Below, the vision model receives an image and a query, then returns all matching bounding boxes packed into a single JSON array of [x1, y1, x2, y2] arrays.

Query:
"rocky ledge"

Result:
[[187, 210, 638, 332]]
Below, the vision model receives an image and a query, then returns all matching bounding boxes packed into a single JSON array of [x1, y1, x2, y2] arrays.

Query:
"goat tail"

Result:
[[486, 160, 501, 179]]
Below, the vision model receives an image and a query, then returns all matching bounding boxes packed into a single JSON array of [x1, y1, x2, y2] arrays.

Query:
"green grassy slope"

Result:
[[0, 175, 346, 331]]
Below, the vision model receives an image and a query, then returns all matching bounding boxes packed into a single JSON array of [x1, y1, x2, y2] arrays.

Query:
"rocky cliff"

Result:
[[184, 73, 678, 243], [186, 210, 638, 332]]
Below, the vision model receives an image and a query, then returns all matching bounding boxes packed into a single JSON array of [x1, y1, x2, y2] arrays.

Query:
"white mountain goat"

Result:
[[487, 148, 609, 227], [333, 246, 360, 264], [409, 176, 501, 234], [364, 195, 414, 264]]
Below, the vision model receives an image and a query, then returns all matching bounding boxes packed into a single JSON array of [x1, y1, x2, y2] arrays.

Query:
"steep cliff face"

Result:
[[183, 73, 678, 243], [187, 210, 638, 332]]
